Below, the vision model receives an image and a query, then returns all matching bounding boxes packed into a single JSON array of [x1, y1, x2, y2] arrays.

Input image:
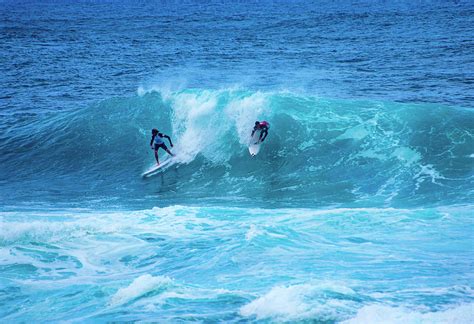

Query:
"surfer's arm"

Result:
[[164, 135, 173, 147], [150, 135, 155, 148], [251, 127, 257, 137]]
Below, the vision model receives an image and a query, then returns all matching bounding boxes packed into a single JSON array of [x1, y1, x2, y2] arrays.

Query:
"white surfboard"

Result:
[[142, 158, 175, 178], [248, 132, 262, 156]]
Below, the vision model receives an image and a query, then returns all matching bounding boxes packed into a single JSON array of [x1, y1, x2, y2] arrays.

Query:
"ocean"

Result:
[[1, 0, 473, 322]]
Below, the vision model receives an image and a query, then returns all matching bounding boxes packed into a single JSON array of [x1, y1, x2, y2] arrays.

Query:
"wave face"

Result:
[[1, 88, 473, 208]]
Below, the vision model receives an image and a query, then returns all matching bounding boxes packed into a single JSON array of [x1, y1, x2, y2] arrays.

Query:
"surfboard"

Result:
[[142, 158, 175, 178], [248, 132, 262, 156]]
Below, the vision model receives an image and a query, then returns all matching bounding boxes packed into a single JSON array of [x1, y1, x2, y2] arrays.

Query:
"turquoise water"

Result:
[[1, 1, 473, 322]]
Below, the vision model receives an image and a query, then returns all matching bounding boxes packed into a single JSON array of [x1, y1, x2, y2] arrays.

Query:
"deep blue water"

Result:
[[1, 1, 473, 322]]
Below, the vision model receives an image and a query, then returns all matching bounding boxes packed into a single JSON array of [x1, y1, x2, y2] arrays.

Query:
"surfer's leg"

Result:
[[161, 143, 174, 157], [154, 149, 160, 165]]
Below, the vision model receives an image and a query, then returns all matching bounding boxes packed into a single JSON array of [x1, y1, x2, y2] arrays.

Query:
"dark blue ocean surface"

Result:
[[2, 0, 474, 114], [1, 1, 473, 322]]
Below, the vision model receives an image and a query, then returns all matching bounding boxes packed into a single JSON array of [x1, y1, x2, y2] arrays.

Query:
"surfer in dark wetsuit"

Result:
[[150, 128, 174, 165], [251, 121, 270, 143]]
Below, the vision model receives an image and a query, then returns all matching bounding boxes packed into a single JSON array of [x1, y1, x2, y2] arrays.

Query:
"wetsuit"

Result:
[[153, 134, 169, 151]]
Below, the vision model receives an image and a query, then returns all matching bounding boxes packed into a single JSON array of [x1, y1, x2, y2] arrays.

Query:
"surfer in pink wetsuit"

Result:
[[150, 128, 174, 165], [251, 121, 270, 143]]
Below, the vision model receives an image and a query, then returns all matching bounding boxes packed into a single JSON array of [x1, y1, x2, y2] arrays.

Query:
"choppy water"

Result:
[[1, 1, 473, 322]]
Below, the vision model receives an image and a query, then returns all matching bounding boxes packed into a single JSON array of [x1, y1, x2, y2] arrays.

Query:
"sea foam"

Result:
[[110, 274, 173, 307]]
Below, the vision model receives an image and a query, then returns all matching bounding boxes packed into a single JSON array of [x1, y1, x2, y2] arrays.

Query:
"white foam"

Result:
[[393, 146, 421, 165], [225, 92, 267, 145], [0, 205, 232, 246], [0, 205, 422, 246], [336, 124, 370, 141], [240, 284, 312, 320], [170, 90, 269, 164], [357, 149, 387, 161], [170, 90, 221, 163], [240, 282, 356, 321], [245, 224, 263, 241], [343, 303, 474, 324], [109, 274, 172, 306], [414, 163, 446, 190], [140, 87, 272, 165], [0, 220, 90, 245]]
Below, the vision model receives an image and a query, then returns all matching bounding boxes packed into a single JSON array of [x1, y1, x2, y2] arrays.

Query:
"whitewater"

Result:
[[1, 1, 473, 322]]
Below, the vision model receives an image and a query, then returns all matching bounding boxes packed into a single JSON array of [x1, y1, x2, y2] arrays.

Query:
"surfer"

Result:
[[251, 121, 270, 143], [150, 128, 174, 165]]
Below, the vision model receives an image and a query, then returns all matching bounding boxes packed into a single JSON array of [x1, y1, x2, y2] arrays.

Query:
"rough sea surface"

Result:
[[1, 1, 473, 322]]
